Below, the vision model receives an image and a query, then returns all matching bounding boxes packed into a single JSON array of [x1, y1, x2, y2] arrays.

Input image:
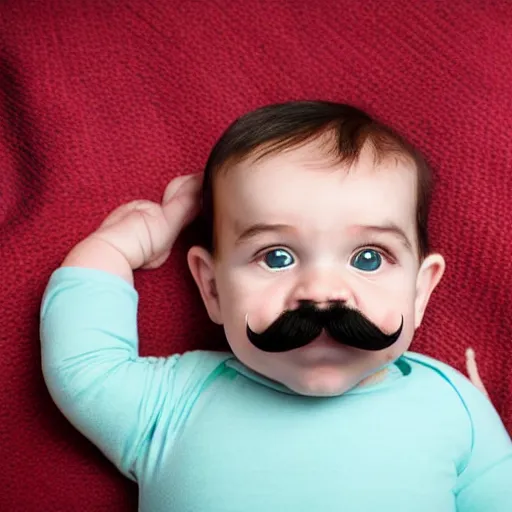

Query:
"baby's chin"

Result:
[[270, 349, 393, 396], [281, 365, 367, 397], [230, 335, 402, 397]]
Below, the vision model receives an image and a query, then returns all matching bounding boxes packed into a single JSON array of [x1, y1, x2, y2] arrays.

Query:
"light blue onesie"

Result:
[[40, 267, 512, 511]]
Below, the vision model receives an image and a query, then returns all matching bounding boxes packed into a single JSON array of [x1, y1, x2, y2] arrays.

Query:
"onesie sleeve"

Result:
[[450, 368, 512, 511], [40, 266, 228, 481]]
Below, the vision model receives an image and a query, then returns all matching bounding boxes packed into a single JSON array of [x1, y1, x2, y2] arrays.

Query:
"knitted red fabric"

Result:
[[1, 1, 510, 510]]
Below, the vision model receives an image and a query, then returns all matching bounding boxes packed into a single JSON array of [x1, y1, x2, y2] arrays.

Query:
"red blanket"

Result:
[[1, 1, 511, 510]]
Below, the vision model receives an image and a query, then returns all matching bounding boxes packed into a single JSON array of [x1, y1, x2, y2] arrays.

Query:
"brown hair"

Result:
[[200, 101, 433, 258]]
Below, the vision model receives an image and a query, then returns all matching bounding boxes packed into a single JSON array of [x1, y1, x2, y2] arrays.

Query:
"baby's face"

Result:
[[190, 139, 444, 395]]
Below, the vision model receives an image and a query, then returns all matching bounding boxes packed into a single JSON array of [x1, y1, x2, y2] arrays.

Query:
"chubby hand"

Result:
[[62, 173, 202, 282]]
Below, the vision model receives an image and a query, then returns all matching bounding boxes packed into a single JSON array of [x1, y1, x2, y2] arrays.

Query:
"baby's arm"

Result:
[[452, 369, 512, 510], [40, 174, 202, 479]]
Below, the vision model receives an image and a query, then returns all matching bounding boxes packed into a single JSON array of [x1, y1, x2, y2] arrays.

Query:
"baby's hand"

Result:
[[465, 347, 490, 399], [62, 173, 202, 283]]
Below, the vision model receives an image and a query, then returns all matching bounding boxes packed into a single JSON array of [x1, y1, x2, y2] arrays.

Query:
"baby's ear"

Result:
[[414, 253, 446, 329], [187, 246, 222, 324]]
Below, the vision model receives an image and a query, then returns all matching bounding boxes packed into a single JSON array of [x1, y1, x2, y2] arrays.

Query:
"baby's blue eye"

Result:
[[263, 249, 295, 270], [351, 249, 382, 271]]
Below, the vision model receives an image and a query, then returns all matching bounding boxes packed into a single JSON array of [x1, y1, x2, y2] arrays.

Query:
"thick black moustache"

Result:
[[246, 300, 403, 353]]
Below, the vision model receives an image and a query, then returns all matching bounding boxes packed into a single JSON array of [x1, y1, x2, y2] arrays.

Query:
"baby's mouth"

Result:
[[300, 331, 349, 350]]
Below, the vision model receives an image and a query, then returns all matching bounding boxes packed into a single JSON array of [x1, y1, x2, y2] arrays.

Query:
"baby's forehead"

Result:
[[216, 140, 418, 202], [216, 151, 417, 239]]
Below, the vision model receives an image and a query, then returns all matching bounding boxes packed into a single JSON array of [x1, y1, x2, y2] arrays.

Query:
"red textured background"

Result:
[[1, 1, 511, 510]]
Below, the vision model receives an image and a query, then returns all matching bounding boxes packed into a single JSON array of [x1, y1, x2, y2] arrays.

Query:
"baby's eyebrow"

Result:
[[352, 223, 413, 251], [234, 223, 294, 246], [234, 221, 414, 251]]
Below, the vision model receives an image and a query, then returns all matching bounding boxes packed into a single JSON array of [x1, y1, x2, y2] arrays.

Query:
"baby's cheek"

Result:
[[244, 296, 286, 332], [361, 298, 401, 335], [230, 277, 289, 330], [381, 306, 416, 359], [381, 309, 404, 335]]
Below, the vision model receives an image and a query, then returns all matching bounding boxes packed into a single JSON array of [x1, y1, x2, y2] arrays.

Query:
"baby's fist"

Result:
[[92, 173, 202, 270]]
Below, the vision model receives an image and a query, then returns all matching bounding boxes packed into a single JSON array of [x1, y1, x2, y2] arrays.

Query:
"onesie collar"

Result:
[[224, 357, 406, 396]]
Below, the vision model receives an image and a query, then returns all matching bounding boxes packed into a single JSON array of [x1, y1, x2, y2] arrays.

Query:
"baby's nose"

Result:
[[286, 267, 353, 310]]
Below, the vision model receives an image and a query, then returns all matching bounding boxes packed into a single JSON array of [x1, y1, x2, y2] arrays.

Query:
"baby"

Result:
[[41, 101, 511, 511]]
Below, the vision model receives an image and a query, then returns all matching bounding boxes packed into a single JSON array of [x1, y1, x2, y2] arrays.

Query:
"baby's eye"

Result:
[[350, 249, 383, 272], [261, 248, 295, 271]]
